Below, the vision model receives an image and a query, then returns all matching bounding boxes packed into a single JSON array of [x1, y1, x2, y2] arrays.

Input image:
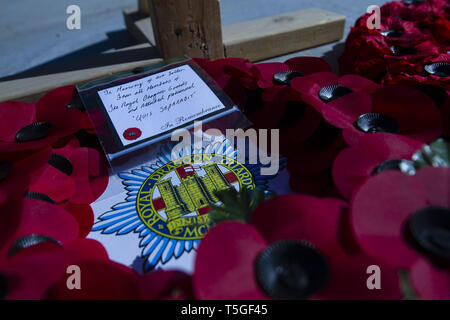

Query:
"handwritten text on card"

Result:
[[97, 65, 226, 146]]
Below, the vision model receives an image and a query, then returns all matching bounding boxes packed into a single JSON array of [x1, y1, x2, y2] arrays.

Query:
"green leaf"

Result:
[[412, 138, 450, 169], [208, 187, 274, 224]]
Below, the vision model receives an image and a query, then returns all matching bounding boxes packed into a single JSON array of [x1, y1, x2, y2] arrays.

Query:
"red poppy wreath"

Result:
[[0, 0, 449, 300]]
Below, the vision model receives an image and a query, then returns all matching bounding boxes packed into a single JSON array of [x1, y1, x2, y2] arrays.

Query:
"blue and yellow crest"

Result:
[[92, 137, 276, 272]]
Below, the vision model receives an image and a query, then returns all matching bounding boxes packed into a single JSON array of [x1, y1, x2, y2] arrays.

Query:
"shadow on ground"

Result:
[[0, 30, 160, 82]]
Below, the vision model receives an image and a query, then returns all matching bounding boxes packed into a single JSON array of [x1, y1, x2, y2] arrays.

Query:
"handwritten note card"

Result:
[[97, 65, 226, 146]]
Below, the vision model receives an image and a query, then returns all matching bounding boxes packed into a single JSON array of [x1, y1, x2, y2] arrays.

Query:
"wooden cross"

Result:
[[127, 0, 346, 61]]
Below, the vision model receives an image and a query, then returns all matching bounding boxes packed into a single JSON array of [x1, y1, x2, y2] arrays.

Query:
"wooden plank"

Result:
[[223, 8, 346, 61], [0, 44, 162, 102], [123, 7, 155, 45], [124, 7, 345, 62], [148, 0, 224, 60]]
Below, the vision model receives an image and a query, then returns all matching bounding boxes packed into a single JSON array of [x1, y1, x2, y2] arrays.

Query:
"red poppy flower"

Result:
[[289, 169, 340, 198], [123, 127, 142, 141], [290, 72, 380, 113], [321, 85, 443, 146], [350, 166, 450, 299], [194, 58, 257, 113], [244, 58, 331, 152], [53, 137, 109, 205], [222, 59, 256, 90], [410, 259, 450, 300], [384, 53, 449, 87], [0, 239, 108, 299], [409, 0, 450, 26], [193, 57, 251, 89], [27, 154, 76, 204], [288, 122, 347, 177], [385, 40, 443, 62], [339, 0, 449, 80], [194, 195, 403, 300], [380, 1, 411, 19], [0, 237, 193, 300], [333, 133, 424, 199], [250, 57, 332, 89], [355, 15, 431, 46], [339, 33, 394, 80], [250, 89, 323, 156], [428, 17, 450, 45], [62, 203, 94, 238], [0, 147, 51, 205], [287, 121, 347, 197], [0, 86, 90, 154], [0, 197, 79, 263], [47, 260, 193, 300]]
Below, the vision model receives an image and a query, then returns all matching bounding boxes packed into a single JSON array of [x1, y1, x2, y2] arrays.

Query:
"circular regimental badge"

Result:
[[136, 153, 256, 240]]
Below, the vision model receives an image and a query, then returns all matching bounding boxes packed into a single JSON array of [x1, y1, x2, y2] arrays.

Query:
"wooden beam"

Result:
[[0, 44, 162, 102], [223, 8, 346, 61], [124, 7, 345, 62], [148, 0, 224, 60]]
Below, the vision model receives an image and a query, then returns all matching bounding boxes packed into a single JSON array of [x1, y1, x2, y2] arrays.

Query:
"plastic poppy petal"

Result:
[[36, 86, 84, 136], [223, 60, 256, 89], [62, 203, 94, 238], [252, 62, 289, 88], [250, 194, 348, 253], [351, 171, 427, 268], [68, 147, 96, 204], [63, 238, 109, 261], [414, 166, 450, 208], [0, 238, 110, 299], [372, 86, 443, 142], [410, 258, 450, 300], [322, 92, 373, 130], [46, 260, 142, 300], [252, 101, 287, 129], [289, 170, 334, 197], [87, 147, 109, 202], [193, 221, 268, 300], [290, 77, 327, 112], [261, 85, 287, 103], [307, 72, 340, 87], [333, 133, 424, 199], [319, 253, 403, 299], [288, 134, 347, 176], [359, 133, 424, 161], [28, 164, 76, 203], [0, 147, 51, 204], [280, 104, 323, 146], [192, 57, 242, 88], [5, 199, 79, 252], [141, 270, 193, 300], [333, 147, 379, 199], [0, 101, 36, 143], [339, 74, 380, 95], [0, 246, 67, 299], [285, 57, 333, 75]]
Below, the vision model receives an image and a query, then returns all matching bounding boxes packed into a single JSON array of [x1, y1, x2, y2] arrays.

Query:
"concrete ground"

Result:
[[0, 0, 388, 80]]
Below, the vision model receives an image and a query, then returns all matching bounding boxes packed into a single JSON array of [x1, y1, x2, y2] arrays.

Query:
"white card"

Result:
[[97, 64, 227, 146]]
